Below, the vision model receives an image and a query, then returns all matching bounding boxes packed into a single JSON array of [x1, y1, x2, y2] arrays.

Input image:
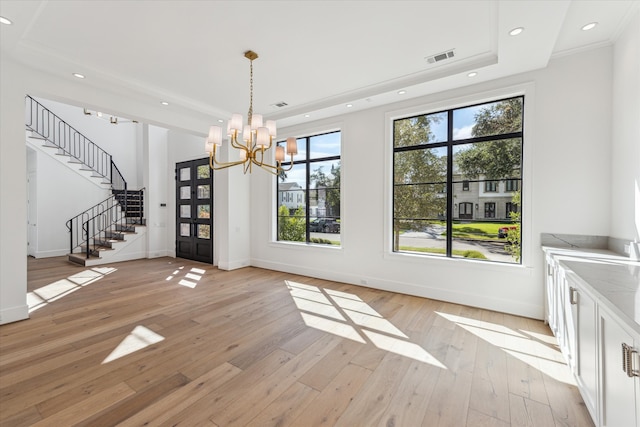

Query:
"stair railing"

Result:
[[25, 95, 126, 188], [66, 189, 145, 258]]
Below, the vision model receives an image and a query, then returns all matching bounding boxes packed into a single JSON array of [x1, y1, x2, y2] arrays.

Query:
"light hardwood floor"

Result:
[[0, 256, 593, 426]]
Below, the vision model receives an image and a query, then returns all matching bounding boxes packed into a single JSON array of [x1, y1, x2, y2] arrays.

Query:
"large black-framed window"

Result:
[[393, 96, 523, 263], [277, 131, 341, 245]]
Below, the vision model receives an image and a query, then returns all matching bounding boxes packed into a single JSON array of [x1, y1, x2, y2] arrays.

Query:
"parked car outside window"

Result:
[[498, 226, 517, 238], [309, 218, 340, 233]]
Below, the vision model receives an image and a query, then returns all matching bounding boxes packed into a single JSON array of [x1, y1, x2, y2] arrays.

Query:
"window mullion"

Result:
[[446, 110, 454, 258], [305, 137, 311, 243]]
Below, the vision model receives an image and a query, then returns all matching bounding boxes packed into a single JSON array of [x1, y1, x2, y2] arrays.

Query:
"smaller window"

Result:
[[462, 180, 469, 191], [484, 181, 498, 192], [505, 179, 519, 192], [484, 202, 496, 218], [506, 202, 518, 216]]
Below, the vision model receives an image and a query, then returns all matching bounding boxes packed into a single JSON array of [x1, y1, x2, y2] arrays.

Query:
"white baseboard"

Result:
[[34, 249, 69, 258], [218, 258, 251, 271], [251, 258, 543, 320], [0, 304, 29, 325]]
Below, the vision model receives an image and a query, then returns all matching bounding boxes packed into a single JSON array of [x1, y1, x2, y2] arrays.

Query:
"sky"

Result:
[[279, 103, 485, 188]]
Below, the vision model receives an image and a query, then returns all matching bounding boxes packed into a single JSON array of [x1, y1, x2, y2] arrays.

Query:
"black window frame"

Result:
[[276, 130, 341, 244], [392, 95, 524, 262]]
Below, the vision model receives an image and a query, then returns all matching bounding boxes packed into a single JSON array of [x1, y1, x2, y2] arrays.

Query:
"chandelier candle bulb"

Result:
[[205, 138, 214, 153], [208, 125, 222, 146], [242, 125, 251, 142], [266, 120, 277, 137], [286, 137, 298, 155], [250, 114, 263, 130], [256, 127, 270, 148], [230, 114, 243, 132]]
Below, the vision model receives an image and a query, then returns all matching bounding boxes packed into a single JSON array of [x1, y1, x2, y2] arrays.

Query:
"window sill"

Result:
[[383, 249, 531, 274]]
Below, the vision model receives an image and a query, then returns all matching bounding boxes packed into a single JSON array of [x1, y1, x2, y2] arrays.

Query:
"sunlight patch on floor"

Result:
[[363, 329, 447, 367], [102, 325, 165, 364], [165, 266, 206, 288], [436, 311, 575, 385], [300, 312, 366, 343], [27, 267, 116, 313], [286, 280, 445, 369]]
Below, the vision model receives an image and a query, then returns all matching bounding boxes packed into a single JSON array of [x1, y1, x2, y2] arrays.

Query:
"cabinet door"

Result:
[[544, 254, 558, 330], [558, 269, 576, 365], [599, 309, 638, 427], [574, 282, 598, 422]]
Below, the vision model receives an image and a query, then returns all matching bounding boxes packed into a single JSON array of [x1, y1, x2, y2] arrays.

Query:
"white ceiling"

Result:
[[0, 0, 637, 129]]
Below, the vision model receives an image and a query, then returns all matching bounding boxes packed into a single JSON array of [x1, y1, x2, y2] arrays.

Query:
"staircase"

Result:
[[26, 95, 147, 266]]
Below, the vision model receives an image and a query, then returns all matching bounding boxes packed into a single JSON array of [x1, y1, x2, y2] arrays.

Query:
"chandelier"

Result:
[[205, 50, 297, 174]]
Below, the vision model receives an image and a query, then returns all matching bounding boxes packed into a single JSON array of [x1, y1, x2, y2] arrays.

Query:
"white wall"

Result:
[[215, 143, 251, 270], [0, 59, 28, 324], [144, 125, 169, 258], [610, 8, 640, 242], [250, 46, 615, 320]]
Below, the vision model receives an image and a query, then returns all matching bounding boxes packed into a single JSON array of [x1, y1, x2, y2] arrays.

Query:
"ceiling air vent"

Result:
[[426, 49, 455, 64], [271, 101, 288, 108]]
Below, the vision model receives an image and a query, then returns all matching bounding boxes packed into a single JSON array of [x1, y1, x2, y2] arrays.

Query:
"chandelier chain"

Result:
[[248, 59, 254, 126]]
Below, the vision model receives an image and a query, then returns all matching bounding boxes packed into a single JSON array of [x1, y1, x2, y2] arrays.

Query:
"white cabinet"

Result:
[[599, 308, 639, 427], [571, 275, 599, 422], [543, 248, 640, 427]]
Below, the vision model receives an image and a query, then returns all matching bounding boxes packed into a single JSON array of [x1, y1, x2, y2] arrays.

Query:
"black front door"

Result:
[[176, 158, 213, 263]]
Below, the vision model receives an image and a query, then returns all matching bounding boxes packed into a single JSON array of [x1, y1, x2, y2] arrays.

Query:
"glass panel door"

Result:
[[175, 158, 213, 263]]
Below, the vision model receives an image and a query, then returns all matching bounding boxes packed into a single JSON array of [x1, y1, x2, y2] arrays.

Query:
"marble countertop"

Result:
[[542, 246, 640, 335]]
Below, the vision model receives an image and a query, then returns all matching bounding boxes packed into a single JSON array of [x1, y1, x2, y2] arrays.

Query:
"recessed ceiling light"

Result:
[[0, 16, 12, 25], [509, 27, 524, 36], [72, 73, 85, 79], [467, 72, 478, 78], [397, 90, 406, 95], [304, 114, 310, 118], [346, 104, 353, 108], [160, 101, 169, 106], [217, 119, 224, 123], [581, 22, 598, 31]]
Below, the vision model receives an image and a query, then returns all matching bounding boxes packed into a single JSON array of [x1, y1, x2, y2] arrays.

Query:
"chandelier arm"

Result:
[[256, 163, 280, 176], [252, 149, 283, 171], [253, 159, 279, 170], [252, 157, 294, 173], [209, 151, 248, 170], [278, 160, 294, 172], [253, 146, 266, 167], [228, 133, 246, 150], [263, 136, 274, 152], [209, 157, 248, 171]]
